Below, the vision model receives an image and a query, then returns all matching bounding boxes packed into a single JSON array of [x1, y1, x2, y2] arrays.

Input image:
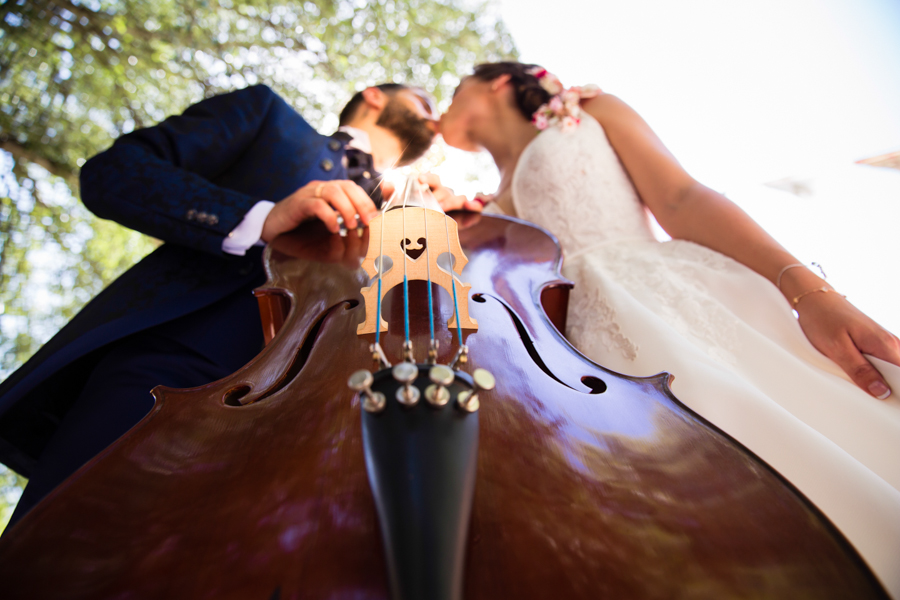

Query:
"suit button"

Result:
[[328, 140, 341, 151], [207, 214, 219, 225], [197, 211, 209, 223], [186, 209, 197, 221], [321, 158, 334, 172]]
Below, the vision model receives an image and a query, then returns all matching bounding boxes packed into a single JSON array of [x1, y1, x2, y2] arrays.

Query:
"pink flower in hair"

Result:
[[540, 74, 564, 95], [548, 96, 564, 114], [525, 66, 604, 133], [562, 89, 581, 112], [526, 66, 564, 95]]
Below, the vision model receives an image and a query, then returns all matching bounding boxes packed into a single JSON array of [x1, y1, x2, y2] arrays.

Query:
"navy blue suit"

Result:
[[0, 85, 354, 522]]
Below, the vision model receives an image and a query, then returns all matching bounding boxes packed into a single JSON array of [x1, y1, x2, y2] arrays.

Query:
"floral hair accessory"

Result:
[[525, 66, 564, 95], [529, 78, 603, 132]]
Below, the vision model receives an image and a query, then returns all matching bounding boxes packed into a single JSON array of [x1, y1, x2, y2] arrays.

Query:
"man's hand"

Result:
[[381, 173, 486, 213], [261, 180, 378, 242]]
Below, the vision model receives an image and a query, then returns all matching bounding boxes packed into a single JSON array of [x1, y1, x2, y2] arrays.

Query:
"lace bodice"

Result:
[[507, 112, 748, 367], [511, 114, 656, 257]]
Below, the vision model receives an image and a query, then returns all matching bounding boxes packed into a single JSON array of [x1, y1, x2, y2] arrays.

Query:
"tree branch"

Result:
[[0, 138, 77, 185]]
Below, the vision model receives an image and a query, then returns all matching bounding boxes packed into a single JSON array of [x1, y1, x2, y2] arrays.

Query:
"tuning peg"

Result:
[[348, 369, 386, 414], [392, 362, 420, 407], [425, 365, 454, 407], [457, 368, 495, 413]]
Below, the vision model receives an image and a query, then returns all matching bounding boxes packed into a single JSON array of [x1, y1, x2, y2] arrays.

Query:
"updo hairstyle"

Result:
[[470, 62, 552, 121]]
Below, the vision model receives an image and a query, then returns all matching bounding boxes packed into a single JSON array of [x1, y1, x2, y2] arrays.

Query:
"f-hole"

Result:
[[222, 301, 356, 407], [490, 295, 609, 396], [223, 385, 251, 407], [581, 376, 607, 394]]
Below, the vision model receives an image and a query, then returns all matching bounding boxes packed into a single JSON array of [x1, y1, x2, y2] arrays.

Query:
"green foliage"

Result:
[[0, 155, 158, 377], [1, 0, 516, 173], [0, 0, 516, 530], [0, 464, 26, 530]]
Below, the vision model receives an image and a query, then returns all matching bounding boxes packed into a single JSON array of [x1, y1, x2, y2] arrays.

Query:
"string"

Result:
[[374, 188, 388, 348], [423, 200, 435, 348], [401, 180, 411, 347], [443, 213, 464, 348]]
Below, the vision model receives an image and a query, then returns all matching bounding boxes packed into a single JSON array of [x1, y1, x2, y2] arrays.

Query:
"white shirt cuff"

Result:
[[222, 200, 275, 256]]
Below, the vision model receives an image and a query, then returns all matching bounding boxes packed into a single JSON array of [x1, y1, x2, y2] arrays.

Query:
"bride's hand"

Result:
[[417, 173, 485, 212], [380, 174, 486, 212], [794, 291, 900, 399]]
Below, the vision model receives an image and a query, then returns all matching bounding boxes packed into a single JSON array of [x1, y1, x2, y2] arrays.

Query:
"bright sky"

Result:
[[435, 0, 900, 334]]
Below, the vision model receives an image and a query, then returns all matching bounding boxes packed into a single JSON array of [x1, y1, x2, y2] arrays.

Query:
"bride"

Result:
[[431, 62, 900, 594]]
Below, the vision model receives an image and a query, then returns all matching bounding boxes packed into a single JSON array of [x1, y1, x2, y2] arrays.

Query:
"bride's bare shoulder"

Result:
[[581, 93, 642, 126]]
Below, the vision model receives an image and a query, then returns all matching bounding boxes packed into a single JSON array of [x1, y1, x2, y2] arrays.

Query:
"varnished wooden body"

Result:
[[0, 214, 886, 598]]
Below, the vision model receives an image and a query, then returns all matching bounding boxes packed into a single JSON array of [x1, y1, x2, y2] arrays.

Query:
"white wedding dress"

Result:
[[487, 113, 900, 596]]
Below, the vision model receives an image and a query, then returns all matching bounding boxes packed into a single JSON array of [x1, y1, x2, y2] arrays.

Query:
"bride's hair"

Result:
[[471, 62, 551, 121]]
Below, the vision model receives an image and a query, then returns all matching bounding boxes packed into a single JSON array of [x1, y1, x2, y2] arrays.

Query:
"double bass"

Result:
[[0, 178, 887, 598]]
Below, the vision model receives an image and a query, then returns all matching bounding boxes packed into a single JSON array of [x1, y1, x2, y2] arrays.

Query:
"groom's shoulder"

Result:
[[208, 83, 282, 112], [188, 84, 315, 129], [233, 84, 312, 124], [230, 83, 281, 104]]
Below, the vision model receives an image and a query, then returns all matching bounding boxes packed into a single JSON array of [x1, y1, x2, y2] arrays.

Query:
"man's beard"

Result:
[[376, 98, 435, 165]]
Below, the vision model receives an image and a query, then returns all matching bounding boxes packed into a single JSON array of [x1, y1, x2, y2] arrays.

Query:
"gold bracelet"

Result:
[[791, 287, 846, 308]]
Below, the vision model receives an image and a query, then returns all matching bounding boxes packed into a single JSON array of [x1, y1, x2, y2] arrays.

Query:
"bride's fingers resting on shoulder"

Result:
[[795, 291, 900, 399], [417, 173, 484, 212]]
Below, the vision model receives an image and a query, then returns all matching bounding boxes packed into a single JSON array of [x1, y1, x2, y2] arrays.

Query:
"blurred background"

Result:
[[1, 0, 898, 530]]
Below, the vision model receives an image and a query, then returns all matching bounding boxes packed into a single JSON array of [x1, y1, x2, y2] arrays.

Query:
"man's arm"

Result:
[[79, 84, 279, 255]]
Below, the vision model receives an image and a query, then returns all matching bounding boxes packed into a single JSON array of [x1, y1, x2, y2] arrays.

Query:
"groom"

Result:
[[0, 81, 438, 527]]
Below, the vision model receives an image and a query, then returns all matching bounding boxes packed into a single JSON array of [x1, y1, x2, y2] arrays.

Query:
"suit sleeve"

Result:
[[79, 84, 279, 255]]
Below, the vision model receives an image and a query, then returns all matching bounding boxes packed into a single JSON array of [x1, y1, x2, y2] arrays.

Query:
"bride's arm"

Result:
[[582, 94, 900, 399]]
